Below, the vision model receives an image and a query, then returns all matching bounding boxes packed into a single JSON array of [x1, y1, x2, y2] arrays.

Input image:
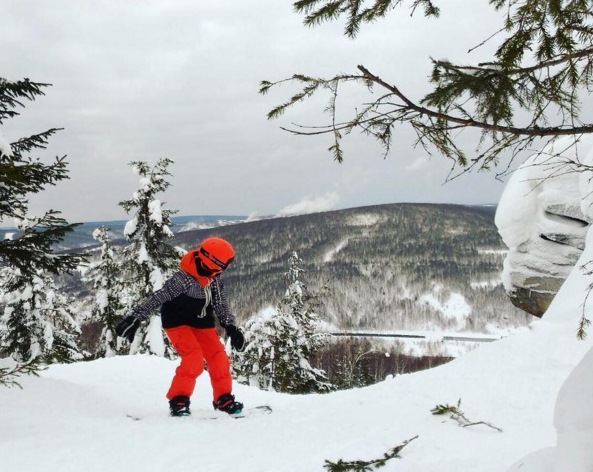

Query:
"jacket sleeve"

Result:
[[211, 277, 236, 327], [131, 271, 188, 321]]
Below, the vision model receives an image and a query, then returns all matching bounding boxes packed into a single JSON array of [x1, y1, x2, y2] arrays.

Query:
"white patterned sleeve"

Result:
[[131, 271, 188, 321], [211, 277, 236, 327]]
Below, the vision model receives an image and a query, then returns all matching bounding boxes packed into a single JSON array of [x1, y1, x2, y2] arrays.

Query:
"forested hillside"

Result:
[[171, 203, 530, 333]]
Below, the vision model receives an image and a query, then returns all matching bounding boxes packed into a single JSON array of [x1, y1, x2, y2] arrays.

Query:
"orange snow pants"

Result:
[[164, 326, 232, 401]]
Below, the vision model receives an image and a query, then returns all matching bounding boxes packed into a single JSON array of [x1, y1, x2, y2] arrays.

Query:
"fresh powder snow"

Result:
[[1, 244, 593, 472]]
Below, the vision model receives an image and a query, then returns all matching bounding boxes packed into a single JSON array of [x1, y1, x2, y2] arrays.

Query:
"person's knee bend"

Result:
[[208, 351, 231, 378], [178, 352, 205, 378]]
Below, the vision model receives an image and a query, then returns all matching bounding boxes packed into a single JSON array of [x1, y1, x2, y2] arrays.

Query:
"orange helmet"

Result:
[[195, 237, 235, 276]]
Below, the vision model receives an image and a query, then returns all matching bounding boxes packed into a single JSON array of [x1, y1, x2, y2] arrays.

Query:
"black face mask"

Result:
[[194, 256, 222, 277]]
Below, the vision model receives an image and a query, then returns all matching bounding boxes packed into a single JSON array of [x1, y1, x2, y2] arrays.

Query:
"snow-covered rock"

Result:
[[500, 136, 593, 471], [495, 136, 593, 317]]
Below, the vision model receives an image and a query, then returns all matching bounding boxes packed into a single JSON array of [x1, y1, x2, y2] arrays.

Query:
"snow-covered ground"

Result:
[[2, 246, 593, 472], [5, 137, 593, 471]]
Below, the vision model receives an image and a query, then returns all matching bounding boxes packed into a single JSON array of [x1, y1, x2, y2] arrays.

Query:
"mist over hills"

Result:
[[169, 203, 530, 335]]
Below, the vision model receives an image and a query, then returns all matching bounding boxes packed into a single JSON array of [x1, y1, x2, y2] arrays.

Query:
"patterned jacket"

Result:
[[131, 270, 236, 329]]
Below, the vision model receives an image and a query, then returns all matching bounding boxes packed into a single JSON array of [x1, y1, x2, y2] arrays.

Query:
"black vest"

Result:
[[160, 293, 215, 329]]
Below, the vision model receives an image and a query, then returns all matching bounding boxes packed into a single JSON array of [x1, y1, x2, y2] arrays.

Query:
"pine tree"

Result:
[[0, 77, 85, 384], [118, 158, 180, 357], [0, 78, 84, 278], [233, 251, 333, 393], [84, 226, 127, 358]]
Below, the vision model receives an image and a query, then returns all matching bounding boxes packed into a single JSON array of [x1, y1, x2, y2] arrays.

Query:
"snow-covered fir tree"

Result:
[[84, 227, 127, 358], [118, 158, 180, 357], [0, 77, 85, 383], [0, 267, 84, 364], [233, 251, 333, 393]]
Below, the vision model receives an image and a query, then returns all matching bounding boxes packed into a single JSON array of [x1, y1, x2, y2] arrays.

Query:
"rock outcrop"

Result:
[[495, 137, 593, 317]]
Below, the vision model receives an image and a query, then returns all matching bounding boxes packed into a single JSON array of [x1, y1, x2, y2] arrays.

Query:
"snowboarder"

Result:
[[115, 237, 246, 417]]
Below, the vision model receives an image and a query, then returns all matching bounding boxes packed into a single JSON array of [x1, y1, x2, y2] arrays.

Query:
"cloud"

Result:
[[0, 1, 507, 223], [276, 191, 340, 217], [405, 157, 430, 172]]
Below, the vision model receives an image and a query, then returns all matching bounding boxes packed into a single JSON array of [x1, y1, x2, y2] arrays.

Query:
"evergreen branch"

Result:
[[9, 129, 64, 157], [431, 399, 503, 432], [577, 314, 591, 340], [578, 262, 593, 339], [357, 64, 593, 137], [262, 1, 593, 166], [0, 78, 51, 124], [0, 211, 85, 277], [263, 62, 593, 168], [0, 359, 42, 389], [293, 0, 439, 37], [323, 435, 419, 471], [438, 46, 593, 77]]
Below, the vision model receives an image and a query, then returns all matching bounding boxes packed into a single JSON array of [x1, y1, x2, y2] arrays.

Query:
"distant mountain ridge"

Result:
[[0, 214, 247, 250], [168, 203, 530, 335]]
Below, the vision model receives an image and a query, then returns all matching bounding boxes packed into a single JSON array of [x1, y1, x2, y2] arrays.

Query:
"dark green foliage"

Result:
[[323, 435, 419, 471], [293, 0, 439, 38], [577, 313, 591, 340], [0, 359, 41, 389], [264, 1, 593, 170], [0, 78, 84, 277], [0, 77, 85, 386], [0, 211, 83, 277], [0, 78, 51, 122]]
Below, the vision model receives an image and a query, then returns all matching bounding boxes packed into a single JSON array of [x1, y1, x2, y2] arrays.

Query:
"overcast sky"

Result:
[[2, 0, 513, 223]]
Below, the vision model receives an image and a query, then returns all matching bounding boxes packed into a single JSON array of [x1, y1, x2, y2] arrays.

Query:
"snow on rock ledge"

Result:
[[495, 136, 593, 317], [506, 211, 593, 472]]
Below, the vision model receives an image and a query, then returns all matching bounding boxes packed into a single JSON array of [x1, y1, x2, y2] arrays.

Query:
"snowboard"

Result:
[[127, 405, 272, 421], [228, 405, 272, 419]]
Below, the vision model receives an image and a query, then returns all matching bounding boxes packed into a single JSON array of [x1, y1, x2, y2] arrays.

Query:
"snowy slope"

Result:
[[1, 292, 591, 472], [4, 176, 593, 471]]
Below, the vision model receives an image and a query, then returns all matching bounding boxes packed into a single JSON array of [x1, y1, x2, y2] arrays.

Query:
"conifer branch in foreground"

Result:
[[0, 359, 42, 389], [323, 435, 419, 471], [431, 398, 502, 432]]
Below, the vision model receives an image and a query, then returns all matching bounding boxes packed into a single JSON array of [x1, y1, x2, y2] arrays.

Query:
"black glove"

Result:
[[116, 316, 141, 343], [224, 324, 246, 352]]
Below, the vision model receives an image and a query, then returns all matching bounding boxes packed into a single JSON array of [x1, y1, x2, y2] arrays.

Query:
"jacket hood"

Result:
[[180, 249, 212, 287]]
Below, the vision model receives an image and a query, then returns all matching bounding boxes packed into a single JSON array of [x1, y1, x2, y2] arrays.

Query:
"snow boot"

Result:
[[213, 393, 243, 415], [169, 395, 191, 417]]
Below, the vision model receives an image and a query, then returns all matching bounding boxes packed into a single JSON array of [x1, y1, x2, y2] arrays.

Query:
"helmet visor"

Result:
[[198, 247, 234, 270]]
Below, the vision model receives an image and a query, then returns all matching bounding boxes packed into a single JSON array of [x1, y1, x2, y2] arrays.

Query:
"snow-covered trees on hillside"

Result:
[[233, 252, 333, 393], [117, 158, 180, 357], [208, 204, 528, 334]]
